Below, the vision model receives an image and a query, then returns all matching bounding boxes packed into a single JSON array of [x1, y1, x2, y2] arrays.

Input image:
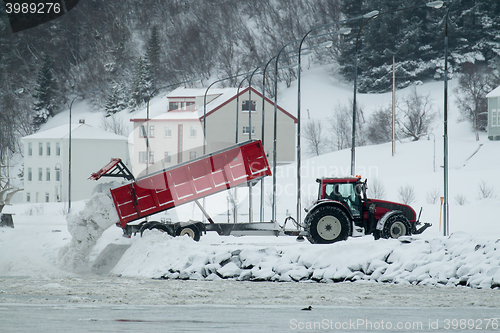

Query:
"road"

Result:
[[1, 276, 499, 332]]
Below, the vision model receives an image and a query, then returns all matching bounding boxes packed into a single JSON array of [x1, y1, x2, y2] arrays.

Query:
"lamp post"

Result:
[[202, 71, 260, 224], [271, 19, 363, 222], [428, 133, 436, 172], [144, 78, 200, 174], [443, 0, 457, 236], [272, 38, 303, 223], [350, 1, 444, 176], [202, 71, 256, 154], [296, 28, 350, 227]]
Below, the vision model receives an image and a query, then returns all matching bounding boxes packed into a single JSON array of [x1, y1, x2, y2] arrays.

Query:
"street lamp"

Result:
[[443, 0, 457, 236], [350, 1, 444, 176], [270, 18, 364, 222], [202, 71, 257, 154], [296, 27, 350, 227], [244, 62, 299, 223], [428, 133, 436, 172], [144, 78, 200, 174]]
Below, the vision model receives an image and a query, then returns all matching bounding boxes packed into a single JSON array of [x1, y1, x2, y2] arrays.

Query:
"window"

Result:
[[139, 125, 147, 138], [38, 167, 43, 181], [165, 126, 172, 138], [186, 102, 195, 110], [169, 102, 179, 110], [138, 151, 154, 164], [242, 126, 255, 135], [56, 142, 61, 156], [46, 142, 51, 156], [28, 142, 32, 156], [139, 151, 147, 163], [149, 126, 155, 138], [164, 152, 171, 164], [45, 193, 50, 203], [492, 109, 498, 127], [28, 168, 32, 182], [324, 183, 362, 216], [38, 142, 43, 156], [55, 169, 61, 182], [190, 151, 197, 160], [26, 193, 30, 203], [190, 126, 197, 137], [242, 100, 256, 112], [46, 168, 51, 182]]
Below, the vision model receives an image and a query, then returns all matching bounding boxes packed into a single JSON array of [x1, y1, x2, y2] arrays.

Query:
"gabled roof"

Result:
[[22, 123, 128, 141], [486, 85, 500, 98], [168, 86, 297, 123]]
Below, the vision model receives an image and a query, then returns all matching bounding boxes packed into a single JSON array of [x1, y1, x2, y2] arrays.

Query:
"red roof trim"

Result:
[[130, 118, 199, 122], [199, 87, 298, 123]]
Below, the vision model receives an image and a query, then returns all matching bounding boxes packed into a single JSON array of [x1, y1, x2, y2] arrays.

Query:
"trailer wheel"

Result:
[[381, 213, 411, 239], [140, 222, 174, 237], [177, 224, 201, 242], [304, 205, 350, 244]]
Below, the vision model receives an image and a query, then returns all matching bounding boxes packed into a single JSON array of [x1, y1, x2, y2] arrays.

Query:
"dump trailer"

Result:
[[90, 140, 282, 240]]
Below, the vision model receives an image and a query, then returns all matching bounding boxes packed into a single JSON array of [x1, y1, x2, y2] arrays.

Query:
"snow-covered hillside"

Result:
[[2, 66, 500, 291]]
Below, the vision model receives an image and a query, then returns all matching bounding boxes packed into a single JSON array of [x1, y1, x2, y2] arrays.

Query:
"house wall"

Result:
[[23, 138, 129, 204], [22, 138, 66, 204], [488, 96, 500, 140], [204, 89, 296, 165], [131, 118, 204, 177]]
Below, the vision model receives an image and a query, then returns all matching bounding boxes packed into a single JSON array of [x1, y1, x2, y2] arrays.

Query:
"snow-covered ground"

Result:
[[1, 67, 500, 310]]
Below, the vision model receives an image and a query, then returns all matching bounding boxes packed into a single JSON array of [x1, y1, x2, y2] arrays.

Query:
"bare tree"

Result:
[[330, 101, 366, 150], [367, 178, 385, 199], [455, 62, 491, 141], [398, 86, 436, 141], [303, 119, 328, 156], [478, 180, 495, 199], [454, 194, 468, 206], [100, 114, 129, 136], [398, 184, 416, 205], [367, 107, 393, 144], [426, 188, 440, 204]]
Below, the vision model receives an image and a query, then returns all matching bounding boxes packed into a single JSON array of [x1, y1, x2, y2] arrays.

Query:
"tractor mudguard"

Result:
[[375, 210, 403, 231]]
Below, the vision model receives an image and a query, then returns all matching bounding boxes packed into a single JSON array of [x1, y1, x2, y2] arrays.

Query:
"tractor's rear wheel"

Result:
[[304, 206, 351, 244], [381, 214, 412, 239]]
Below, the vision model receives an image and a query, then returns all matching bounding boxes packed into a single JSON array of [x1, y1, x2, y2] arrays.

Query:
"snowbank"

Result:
[[58, 182, 121, 272], [112, 231, 500, 289]]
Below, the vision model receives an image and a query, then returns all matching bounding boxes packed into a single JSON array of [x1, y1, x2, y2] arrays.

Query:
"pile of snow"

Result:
[[112, 231, 500, 289], [58, 182, 121, 272]]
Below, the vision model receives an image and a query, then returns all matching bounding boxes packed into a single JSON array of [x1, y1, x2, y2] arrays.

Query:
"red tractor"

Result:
[[303, 176, 431, 244]]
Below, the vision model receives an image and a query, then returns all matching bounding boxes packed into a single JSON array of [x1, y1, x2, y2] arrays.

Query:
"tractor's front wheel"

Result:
[[304, 206, 351, 244], [380, 213, 412, 239]]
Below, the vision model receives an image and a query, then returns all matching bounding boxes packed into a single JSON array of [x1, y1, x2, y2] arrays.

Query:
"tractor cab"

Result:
[[317, 177, 366, 218]]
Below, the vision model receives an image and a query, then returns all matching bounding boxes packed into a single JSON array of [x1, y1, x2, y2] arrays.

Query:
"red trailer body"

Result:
[[105, 140, 270, 229]]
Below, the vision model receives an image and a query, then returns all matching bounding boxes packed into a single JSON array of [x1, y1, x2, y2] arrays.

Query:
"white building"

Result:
[[21, 123, 130, 203]]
